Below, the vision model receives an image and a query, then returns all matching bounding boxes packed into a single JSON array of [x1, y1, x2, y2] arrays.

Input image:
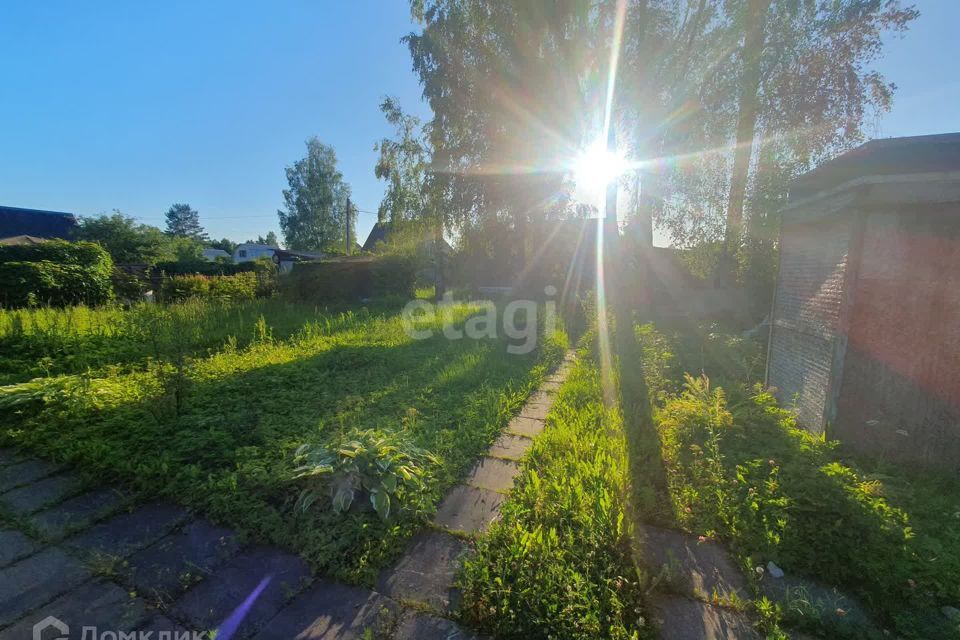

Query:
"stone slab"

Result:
[[252, 580, 399, 640], [464, 457, 520, 493], [651, 594, 760, 640], [171, 545, 312, 638], [125, 518, 242, 601], [760, 573, 875, 634], [377, 531, 468, 613], [29, 487, 128, 541], [137, 614, 192, 636], [506, 416, 545, 438], [392, 611, 485, 640], [0, 580, 147, 640], [0, 460, 61, 493], [0, 547, 92, 627], [518, 402, 551, 421], [640, 525, 748, 602], [65, 501, 188, 559], [0, 449, 24, 467], [0, 529, 40, 568], [0, 473, 83, 516], [433, 485, 505, 534], [487, 433, 533, 461]]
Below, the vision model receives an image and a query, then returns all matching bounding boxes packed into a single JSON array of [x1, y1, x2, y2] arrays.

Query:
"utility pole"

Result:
[[345, 197, 352, 255]]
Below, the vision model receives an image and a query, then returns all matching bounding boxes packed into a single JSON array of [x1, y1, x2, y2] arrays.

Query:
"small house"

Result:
[[767, 133, 960, 473], [202, 248, 231, 262], [233, 243, 278, 263]]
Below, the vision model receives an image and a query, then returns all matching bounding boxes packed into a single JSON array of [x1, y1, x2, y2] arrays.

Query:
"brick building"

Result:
[[767, 133, 960, 473]]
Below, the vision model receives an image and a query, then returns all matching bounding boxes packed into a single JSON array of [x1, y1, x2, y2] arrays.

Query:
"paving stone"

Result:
[[433, 485, 505, 534], [651, 594, 760, 640], [0, 580, 147, 640], [518, 401, 551, 421], [0, 529, 40, 568], [463, 457, 520, 493], [506, 416, 545, 438], [640, 525, 748, 602], [252, 579, 399, 640], [0, 547, 92, 627], [125, 518, 242, 601], [29, 487, 128, 541], [392, 610, 485, 640], [487, 433, 533, 460], [0, 449, 24, 467], [137, 614, 193, 636], [377, 531, 467, 613], [0, 459, 61, 493], [65, 501, 188, 559], [171, 545, 312, 638], [0, 472, 83, 516], [760, 573, 876, 635], [540, 380, 563, 393]]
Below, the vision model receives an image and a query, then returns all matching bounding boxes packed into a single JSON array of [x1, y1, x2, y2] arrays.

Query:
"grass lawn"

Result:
[[458, 331, 651, 640], [635, 322, 960, 640], [0, 297, 566, 583]]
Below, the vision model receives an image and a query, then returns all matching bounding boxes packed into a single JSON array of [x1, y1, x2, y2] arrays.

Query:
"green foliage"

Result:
[[293, 428, 440, 522], [284, 260, 372, 302], [76, 211, 174, 265], [1, 299, 564, 583], [459, 340, 650, 640], [0, 240, 114, 308], [164, 203, 207, 241], [374, 97, 429, 225], [279, 137, 355, 252], [643, 324, 960, 639], [369, 255, 416, 297], [159, 272, 257, 303]]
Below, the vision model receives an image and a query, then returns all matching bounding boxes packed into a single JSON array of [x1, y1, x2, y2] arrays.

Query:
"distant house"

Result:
[[0, 235, 49, 246], [233, 243, 322, 272], [0, 206, 78, 242], [361, 221, 452, 254], [233, 243, 277, 263], [202, 248, 231, 262]]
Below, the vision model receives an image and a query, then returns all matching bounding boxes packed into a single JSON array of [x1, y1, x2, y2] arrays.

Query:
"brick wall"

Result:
[[768, 216, 852, 432], [836, 206, 960, 471]]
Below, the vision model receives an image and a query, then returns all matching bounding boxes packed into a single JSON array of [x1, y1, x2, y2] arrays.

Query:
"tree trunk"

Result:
[[721, 0, 772, 283]]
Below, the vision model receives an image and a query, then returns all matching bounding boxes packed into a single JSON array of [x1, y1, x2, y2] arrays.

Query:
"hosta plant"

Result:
[[292, 428, 440, 522]]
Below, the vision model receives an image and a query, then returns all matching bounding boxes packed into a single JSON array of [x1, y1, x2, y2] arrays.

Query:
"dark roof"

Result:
[[790, 133, 960, 202], [0, 206, 78, 240], [362, 221, 388, 252]]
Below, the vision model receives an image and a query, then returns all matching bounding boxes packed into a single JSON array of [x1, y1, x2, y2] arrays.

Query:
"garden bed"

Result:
[[0, 298, 565, 583]]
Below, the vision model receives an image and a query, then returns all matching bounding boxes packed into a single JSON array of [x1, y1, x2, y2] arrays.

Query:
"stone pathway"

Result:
[[375, 351, 576, 620], [639, 523, 880, 639], [0, 353, 576, 640]]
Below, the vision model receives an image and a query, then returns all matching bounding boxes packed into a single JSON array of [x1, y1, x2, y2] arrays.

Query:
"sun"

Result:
[[572, 139, 628, 193]]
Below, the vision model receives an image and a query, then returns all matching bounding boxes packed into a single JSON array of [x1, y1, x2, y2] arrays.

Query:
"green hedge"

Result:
[[0, 240, 114, 308], [285, 256, 416, 302], [159, 272, 257, 303]]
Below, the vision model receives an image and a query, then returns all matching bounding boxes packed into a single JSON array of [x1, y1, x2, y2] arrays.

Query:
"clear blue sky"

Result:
[[1, 1, 957, 246]]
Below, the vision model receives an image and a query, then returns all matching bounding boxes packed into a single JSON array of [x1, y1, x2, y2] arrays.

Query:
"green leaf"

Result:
[[370, 489, 391, 521]]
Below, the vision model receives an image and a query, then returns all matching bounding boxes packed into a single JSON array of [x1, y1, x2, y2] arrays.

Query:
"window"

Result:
[[239, 250, 247, 258]]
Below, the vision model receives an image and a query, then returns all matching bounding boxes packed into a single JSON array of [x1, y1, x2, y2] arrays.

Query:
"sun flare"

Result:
[[572, 140, 628, 193]]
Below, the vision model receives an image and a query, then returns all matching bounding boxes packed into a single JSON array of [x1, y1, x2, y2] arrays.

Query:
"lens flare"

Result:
[[573, 139, 628, 193]]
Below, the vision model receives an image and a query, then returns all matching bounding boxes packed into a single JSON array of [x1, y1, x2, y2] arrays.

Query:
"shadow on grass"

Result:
[[1, 329, 549, 583]]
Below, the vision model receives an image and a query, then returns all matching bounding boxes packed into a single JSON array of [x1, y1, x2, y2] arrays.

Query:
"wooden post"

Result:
[[345, 197, 352, 255]]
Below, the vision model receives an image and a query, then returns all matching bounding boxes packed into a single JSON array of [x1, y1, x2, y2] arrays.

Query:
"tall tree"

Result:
[[164, 203, 207, 240], [278, 138, 355, 252], [406, 1, 593, 272], [374, 97, 429, 225]]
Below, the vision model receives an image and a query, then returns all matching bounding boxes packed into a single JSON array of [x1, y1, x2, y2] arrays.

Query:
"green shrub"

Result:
[[284, 260, 372, 302], [159, 272, 257, 303], [369, 255, 416, 297], [292, 428, 440, 522], [0, 240, 114, 308]]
